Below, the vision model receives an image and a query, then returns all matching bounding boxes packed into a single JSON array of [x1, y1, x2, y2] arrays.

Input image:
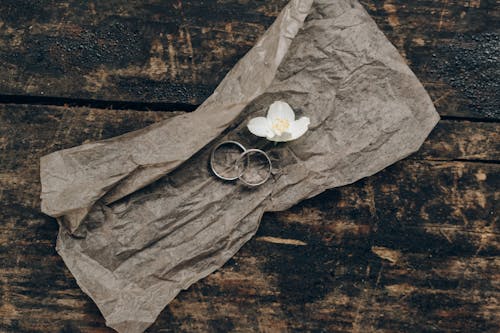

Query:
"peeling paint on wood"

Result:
[[256, 236, 308, 246]]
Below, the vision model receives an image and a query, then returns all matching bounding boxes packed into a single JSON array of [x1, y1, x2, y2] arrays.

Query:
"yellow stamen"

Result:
[[272, 118, 290, 135]]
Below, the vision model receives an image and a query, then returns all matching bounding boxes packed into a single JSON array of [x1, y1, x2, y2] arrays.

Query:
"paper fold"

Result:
[[40, 1, 439, 332], [41, 0, 314, 232]]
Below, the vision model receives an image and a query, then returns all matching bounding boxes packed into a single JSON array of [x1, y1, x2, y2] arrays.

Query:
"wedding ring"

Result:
[[210, 141, 272, 186], [210, 140, 247, 181], [236, 148, 272, 187]]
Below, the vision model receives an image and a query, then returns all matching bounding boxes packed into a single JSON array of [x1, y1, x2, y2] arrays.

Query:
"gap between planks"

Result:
[[0, 94, 198, 112], [0, 96, 499, 124]]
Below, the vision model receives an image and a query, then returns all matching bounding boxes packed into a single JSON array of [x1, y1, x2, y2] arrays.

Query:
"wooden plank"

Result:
[[1, 161, 498, 332], [416, 120, 500, 161], [361, 0, 500, 120], [0, 0, 498, 119], [0, 104, 178, 171], [0, 0, 286, 104], [0, 103, 498, 332]]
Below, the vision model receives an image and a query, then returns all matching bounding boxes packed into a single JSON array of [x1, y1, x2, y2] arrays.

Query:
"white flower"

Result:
[[247, 101, 310, 142]]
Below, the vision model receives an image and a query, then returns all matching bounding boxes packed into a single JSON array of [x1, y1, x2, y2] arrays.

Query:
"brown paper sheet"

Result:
[[40, 0, 439, 332]]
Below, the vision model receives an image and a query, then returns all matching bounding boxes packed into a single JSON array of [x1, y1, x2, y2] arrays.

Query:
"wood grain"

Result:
[[0, 103, 498, 332], [0, 0, 498, 119], [361, 0, 499, 120], [0, 1, 498, 332]]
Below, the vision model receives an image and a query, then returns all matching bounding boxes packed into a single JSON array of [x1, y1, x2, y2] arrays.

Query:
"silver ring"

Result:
[[210, 140, 247, 181], [236, 148, 272, 187]]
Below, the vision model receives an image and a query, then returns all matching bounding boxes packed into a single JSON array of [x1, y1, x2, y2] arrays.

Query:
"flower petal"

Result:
[[267, 101, 295, 122], [247, 117, 274, 138], [267, 132, 293, 142], [289, 116, 310, 140]]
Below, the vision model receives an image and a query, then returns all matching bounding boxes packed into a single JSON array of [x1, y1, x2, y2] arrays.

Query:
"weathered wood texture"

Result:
[[0, 0, 498, 119], [0, 104, 499, 332], [0, 0, 499, 332]]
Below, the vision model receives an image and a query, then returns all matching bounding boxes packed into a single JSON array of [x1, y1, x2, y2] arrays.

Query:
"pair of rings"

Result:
[[210, 141, 272, 186]]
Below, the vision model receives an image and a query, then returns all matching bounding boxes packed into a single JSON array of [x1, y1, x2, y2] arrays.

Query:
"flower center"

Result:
[[271, 118, 290, 136]]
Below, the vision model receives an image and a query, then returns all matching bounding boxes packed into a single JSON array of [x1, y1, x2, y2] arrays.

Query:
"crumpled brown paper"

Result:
[[40, 0, 439, 332]]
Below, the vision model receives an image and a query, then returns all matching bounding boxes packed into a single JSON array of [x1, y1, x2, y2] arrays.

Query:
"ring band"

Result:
[[210, 140, 247, 181], [236, 148, 272, 187]]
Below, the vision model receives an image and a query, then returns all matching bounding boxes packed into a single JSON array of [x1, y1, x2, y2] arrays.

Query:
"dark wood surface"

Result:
[[0, 1, 498, 332]]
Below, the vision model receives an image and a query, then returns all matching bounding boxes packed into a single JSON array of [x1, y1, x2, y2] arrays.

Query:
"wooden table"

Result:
[[0, 1, 498, 332]]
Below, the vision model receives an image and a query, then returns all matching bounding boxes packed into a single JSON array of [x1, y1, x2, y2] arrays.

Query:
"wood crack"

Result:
[[0, 94, 198, 112]]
